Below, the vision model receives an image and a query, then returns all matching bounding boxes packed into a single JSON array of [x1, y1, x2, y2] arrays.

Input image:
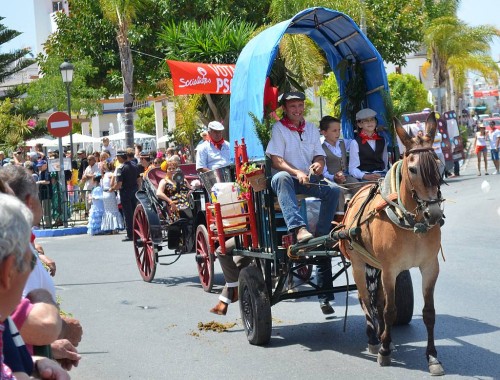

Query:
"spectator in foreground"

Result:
[[0, 192, 70, 379]]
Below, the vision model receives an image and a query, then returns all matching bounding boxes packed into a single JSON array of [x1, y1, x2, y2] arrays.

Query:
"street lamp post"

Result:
[[59, 61, 74, 154]]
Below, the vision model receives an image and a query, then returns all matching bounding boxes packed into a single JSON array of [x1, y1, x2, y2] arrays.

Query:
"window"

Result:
[[52, 1, 62, 12]]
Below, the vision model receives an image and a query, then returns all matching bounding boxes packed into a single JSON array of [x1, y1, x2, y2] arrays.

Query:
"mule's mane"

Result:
[[406, 148, 441, 188]]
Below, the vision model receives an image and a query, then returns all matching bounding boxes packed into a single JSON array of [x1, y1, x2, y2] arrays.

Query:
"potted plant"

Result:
[[237, 162, 266, 198]]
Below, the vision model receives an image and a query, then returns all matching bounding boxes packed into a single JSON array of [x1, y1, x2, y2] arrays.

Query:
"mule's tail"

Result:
[[365, 264, 381, 346]]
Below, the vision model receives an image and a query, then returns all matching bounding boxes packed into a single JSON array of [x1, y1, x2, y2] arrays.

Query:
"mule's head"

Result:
[[394, 112, 444, 227]]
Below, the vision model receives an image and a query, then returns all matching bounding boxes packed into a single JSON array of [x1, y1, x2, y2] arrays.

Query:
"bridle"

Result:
[[403, 147, 444, 229]]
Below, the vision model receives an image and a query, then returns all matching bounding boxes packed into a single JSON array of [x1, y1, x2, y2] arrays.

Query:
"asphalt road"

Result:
[[38, 154, 500, 380]]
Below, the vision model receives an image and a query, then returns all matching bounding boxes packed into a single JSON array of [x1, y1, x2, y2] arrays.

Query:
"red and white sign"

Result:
[[47, 111, 72, 138], [166, 60, 235, 95], [473, 89, 499, 98]]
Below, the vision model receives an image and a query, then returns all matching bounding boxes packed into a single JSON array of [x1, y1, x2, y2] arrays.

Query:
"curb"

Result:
[[33, 226, 88, 238]]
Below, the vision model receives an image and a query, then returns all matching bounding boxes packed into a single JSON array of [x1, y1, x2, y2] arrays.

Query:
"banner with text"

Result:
[[167, 60, 235, 95], [473, 89, 499, 98]]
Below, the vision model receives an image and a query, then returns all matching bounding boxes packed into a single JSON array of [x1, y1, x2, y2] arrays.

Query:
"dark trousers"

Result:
[[120, 189, 138, 238], [317, 257, 334, 303]]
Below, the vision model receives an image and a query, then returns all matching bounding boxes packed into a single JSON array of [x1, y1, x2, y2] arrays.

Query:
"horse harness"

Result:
[[339, 148, 445, 264]]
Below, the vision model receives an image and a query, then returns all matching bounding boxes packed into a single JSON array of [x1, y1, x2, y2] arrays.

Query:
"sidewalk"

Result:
[[33, 222, 87, 238]]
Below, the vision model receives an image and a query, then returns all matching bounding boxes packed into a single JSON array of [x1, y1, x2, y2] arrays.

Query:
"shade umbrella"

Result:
[[156, 135, 170, 143], [61, 133, 100, 144], [24, 137, 56, 146], [106, 131, 154, 141]]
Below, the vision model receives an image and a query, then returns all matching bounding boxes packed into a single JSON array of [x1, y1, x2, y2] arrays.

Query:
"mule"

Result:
[[339, 112, 445, 375]]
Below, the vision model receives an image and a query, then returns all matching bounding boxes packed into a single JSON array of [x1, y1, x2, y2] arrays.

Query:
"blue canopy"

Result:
[[229, 7, 389, 159]]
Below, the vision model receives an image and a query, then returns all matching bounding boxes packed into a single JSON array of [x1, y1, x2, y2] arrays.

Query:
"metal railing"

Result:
[[39, 187, 91, 229]]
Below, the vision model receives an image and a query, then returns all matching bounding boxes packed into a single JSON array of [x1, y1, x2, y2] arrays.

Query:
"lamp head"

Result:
[[60, 61, 74, 83]]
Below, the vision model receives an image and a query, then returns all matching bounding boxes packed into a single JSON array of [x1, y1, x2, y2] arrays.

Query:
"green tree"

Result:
[[172, 94, 202, 159], [46, 0, 167, 97], [423, 14, 500, 112], [269, 0, 426, 66], [27, 55, 104, 118], [156, 0, 271, 25], [0, 17, 35, 85], [0, 98, 32, 151], [159, 16, 256, 124], [317, 72, 340, 117], [99, 0, 151, 148], [135, 105, 157, 135], [387, 73, 432, 117]]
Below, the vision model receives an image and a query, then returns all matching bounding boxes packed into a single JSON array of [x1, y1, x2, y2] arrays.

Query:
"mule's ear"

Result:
[[394, 117, 412, 150], [425, 112, 437, 142]]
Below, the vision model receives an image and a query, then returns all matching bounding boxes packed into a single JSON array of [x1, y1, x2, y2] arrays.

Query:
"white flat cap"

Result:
[[356, 108, 377, 120], [208, 121, 225, 131]]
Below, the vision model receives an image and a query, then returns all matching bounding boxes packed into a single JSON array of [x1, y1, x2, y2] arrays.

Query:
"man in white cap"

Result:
[[348, 108, 388, 181], [266, 91, 340, 315], [195, 121, 231, 173]]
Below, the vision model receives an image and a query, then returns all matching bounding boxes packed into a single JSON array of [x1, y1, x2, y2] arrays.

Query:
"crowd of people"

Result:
[[0, 140, 192, 378], [2, 91, 490, 377], [0, 166, 82, 379], [473, 120, 500, 176]]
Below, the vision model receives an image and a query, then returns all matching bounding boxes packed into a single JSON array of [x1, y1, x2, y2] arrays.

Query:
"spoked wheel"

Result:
[[133, 204, 157, 282], [394, 269, 414, 325], [195, 225, 214, 292], [239, 266, 272, 346]]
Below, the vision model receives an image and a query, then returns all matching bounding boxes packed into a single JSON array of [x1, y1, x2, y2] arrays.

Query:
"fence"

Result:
[[39, 187, 91, 229]]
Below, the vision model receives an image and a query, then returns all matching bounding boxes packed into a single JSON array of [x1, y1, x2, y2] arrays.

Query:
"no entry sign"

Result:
[[47, 111, 72, 138]]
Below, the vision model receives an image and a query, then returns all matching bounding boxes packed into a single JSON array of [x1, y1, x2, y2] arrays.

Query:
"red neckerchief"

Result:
[[209, 136, 225, 150], [31, 232, 36, 243], [359, 131, 383, 145], [280, 116, 306, 134]]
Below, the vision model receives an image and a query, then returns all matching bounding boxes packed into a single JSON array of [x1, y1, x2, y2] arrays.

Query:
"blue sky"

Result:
[[1, 0, 499, 60]]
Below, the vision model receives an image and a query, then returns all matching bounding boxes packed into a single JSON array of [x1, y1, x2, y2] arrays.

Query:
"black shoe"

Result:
[[122, 237, 133, 242], [320, 301, 334, 315]]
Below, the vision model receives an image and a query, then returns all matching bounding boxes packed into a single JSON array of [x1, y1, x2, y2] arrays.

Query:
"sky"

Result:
[[0, 0, 499, 60]]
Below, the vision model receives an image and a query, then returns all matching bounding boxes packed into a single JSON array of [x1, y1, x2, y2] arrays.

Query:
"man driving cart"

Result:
[[266, 91, 340, 314]]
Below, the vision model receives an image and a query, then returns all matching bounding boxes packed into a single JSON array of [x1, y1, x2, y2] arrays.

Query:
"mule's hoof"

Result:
[[377, 352, 391, 366], [428, 356, 445, 376], [368, 344, 379, 355]]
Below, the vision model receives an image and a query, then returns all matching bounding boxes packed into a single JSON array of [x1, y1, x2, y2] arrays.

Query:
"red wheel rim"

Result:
[[133, 205, 156, 282], [195, 225, 213, 291]]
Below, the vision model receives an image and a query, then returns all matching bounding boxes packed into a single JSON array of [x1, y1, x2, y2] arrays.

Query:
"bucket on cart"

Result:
[[198, 166, 234, 193]]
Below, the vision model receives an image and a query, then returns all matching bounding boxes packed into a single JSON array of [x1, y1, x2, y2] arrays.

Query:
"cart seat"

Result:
[[179, 163, 198, 181], [146, 168, 166, 190]]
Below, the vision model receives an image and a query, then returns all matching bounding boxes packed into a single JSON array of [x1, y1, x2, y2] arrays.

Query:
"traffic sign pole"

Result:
[[47, 112, 72, 228], [57, 137, 68, 228]]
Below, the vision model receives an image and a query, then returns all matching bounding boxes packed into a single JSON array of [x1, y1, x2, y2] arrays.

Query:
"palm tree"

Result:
[[0, 17, 35, 86], [159, 16, 256, 125], [99, 0, 147, 148], [423, 15, 500, 112]]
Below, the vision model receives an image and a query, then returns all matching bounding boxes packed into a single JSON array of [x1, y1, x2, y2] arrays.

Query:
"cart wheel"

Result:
[[239, 266, 272, 346], [394, 269, 414, 325], [133, 204, 157, 282], [195, 225, 214, 292]]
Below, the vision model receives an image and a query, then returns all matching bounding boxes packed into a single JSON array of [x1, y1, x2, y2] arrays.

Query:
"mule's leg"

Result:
[[378, 270, 398, 366], [352, 262, 379, 353], [421, 258, 445, 376]]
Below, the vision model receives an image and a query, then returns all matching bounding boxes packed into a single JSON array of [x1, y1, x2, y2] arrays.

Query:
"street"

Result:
[[38, 154, 500, 380]]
